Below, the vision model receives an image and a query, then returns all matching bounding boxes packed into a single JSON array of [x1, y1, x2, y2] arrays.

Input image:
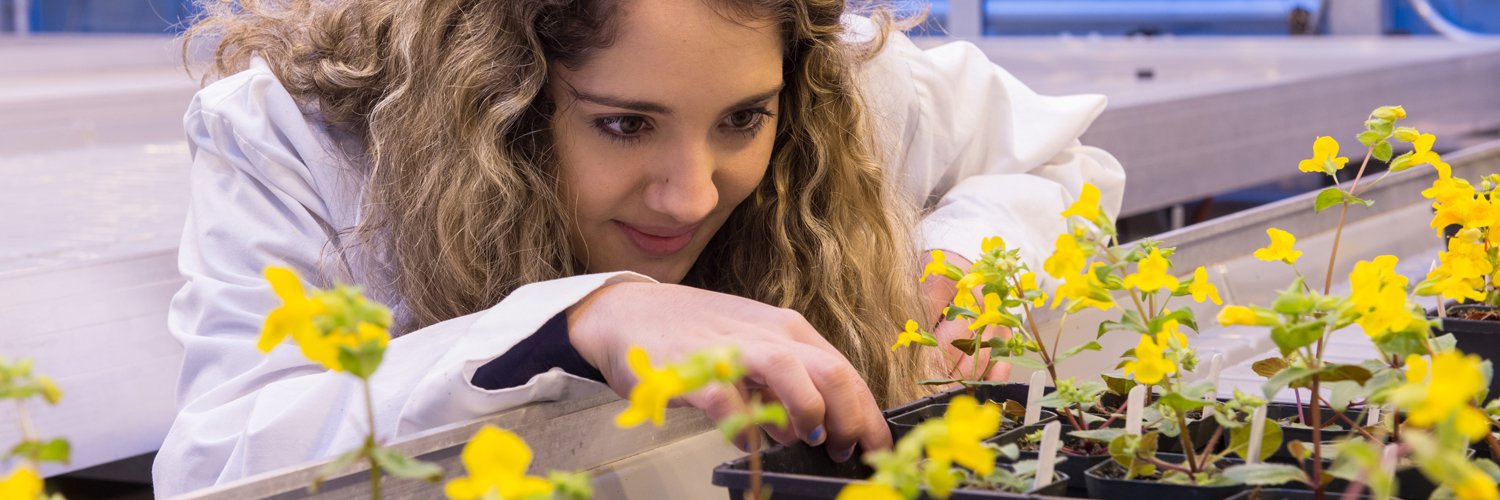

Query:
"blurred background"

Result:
[[0, 0, 1497, 498]]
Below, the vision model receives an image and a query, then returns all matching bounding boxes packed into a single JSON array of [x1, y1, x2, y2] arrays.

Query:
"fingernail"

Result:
[[808, 426, 826, 446], [833, 446, 854, 463]]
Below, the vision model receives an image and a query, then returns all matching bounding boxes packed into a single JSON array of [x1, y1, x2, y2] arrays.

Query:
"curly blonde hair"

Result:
[[183, 0, 930, 406]]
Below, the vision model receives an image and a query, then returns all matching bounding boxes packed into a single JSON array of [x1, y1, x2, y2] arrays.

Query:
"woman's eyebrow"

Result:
[[570, 84, 784, 116]]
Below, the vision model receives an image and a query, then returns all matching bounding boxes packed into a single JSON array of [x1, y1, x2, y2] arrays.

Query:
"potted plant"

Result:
[[1214, 106, 1500, 500]]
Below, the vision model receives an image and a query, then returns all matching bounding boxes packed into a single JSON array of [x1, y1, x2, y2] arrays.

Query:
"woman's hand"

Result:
[[566, 282, 890, 462], [919, 252, 1012, 382]]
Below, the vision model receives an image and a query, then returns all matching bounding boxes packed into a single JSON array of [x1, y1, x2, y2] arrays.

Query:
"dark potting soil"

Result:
[[1017, 434, 1107, 456]]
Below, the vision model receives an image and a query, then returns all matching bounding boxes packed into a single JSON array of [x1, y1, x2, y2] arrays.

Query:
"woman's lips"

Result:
[[616, 221, 697, 256]]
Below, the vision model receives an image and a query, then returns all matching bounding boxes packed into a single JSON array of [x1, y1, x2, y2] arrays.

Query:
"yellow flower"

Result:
[[1052, 263, 1114, 311], [0, 466, 42, 500], [954, 272, 984, 298], [837, 482, 904, 500], [1122, 334, 1177, 385], [615, 346, 689, 428], [892, 320, 929, 351], [1188, 266, 1221, 305], [982, 236, 1006, 253], [1253, 228, 1303, 264], [1410, 132, 1451, 176], [1355, 285, 1415, 339], [926, 463, 960, 500], [1392, 352, 1489, 441], [1121, 248, 1180, 293], [1018, 272, 1046, 308], [1216, 305, 1268, 327], [921, 250, 948, 283], [925, 396, 1000, 477], [1061, 183, 1102, 223], [258, 266, 324, 353], [1349, 256, 1406, 309], [1297, 136, 1349, 174], [1154, 319, 1189, 350], [970, 293, 1010, 332], [1453, 466, 1500, 500], [1424, 174, 1474, 207], [1044, 233, 1087, 279], [444, 426, 554, 500]]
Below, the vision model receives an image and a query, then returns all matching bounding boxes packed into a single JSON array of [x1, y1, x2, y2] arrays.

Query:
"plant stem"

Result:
[[1196, 424, 1226, 469], [15, 400, 40, 470], [1295, 388, 1307, 426], [1176, 409, 1199, 475], [1313, 395, 1382, 442], [1145, 455, 1193, 474], [749, 416, 763, 500], [1311, 375, 1325, 500], [1340, 472, 1368, 500], [1323, 149, 1375, 296], [1486, 431, 1500, 460], [362, 378, 381, 500]]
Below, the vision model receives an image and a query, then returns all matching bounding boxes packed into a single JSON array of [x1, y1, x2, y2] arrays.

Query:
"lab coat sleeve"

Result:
[[152, 66, 651, 496], [861, 30, 1126, 283]]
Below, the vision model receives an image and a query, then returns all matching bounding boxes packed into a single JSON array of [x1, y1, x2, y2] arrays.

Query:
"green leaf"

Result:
[[951, 338, 978, 356], [37, 377, 62, 405], [1356, 130, 1385, 147], [1155, 307, 1200, 333], [1101, 374, 1138, 397], [1287, 440, 1312, 462], [919, 378, 961, 386], [1252, 357, 1290, 378], [1070, 428, 1126, 443], [1230, 420, 1283, 462], [1156, 392, 1211, 414], [1317, 364, 1372, 384], [1365, 118, 1393, 137], [1312, 187, 1373, 213], [1270, 321, 1325, 356], [1222, 463, 1309, 486], [1324, 381, 1365, 413], [1108, 433, 1158, 477], [370, 446, 442, 482], [548, 471, 594, 500], [1097, 309, 1147, 339], [1314, 187, 1346, 213], [37, 438, 69, 464], [1434, 333, 1459, 353], [311, 448, 366, 493], [752, 402, 789, 428], [718, 414, 752, 441], [1372, 140, 1393, 163], [992, 356, 1047, 371], [1056, 341, 1102, 363], [1264, 366, 1317, 397], [1388, 151, 1416, 172], [1374, 328, 1430, 358]]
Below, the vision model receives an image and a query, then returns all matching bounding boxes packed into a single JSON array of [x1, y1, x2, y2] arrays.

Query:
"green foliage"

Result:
[[1230, 420, 1283, 462], [1222, 463, 1309, 486]]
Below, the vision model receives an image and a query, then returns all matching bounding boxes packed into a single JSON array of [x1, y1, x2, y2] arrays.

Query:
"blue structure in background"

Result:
[[3, 0, 1497, 35]]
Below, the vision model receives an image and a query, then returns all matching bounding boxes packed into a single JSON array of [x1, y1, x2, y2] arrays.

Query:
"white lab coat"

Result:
[[151, 22, 1125, 496]]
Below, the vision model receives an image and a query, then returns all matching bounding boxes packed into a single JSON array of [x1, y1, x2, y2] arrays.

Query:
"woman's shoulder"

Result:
[[184, 57, 366, 228]]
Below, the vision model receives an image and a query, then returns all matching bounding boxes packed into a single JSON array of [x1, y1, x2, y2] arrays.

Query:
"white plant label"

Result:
[[1246, 405, 1268, 464], [1025, 370, 1047, 425], [1125, 384, 1146, 436], [1034, 420, 1062, 491]]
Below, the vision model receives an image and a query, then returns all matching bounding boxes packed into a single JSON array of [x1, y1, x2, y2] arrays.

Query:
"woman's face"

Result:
[[549, 0, 783, 283]]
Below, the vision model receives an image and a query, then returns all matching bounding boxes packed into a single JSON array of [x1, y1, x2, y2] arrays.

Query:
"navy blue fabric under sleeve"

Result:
[[471, 311, 606, 389]]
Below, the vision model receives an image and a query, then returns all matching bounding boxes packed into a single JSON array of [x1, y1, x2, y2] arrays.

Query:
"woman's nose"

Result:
[[645, 138, 719, 223]]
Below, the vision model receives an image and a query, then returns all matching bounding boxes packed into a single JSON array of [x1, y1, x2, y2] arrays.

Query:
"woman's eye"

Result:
[[597, 116, 649, 138], [726, 110, 761, 129]]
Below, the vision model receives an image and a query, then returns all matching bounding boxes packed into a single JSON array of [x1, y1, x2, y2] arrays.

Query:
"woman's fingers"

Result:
[[802, 350, 888, 461], [742, 345, 827, 446]]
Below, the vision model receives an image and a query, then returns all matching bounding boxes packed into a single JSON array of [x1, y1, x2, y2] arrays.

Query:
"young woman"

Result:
[[153, 0, 1124, 494]]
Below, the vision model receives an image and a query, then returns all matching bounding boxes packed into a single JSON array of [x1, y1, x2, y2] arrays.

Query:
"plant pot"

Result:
[[886, 384, 1056, 442], [1263, 402, 1365, 460], [1434, 303, 1500, 398], [710, 440, 1071, 500], [1084, 452, 1244, 500], [1280, 451, 1466, 498], [989, 423, 1109, 495], [1226, 488, 1393, 500]]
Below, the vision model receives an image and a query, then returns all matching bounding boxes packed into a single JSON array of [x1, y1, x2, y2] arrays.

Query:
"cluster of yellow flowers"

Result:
[[1417, 166, 1500, 303], [1121, 319, 1190, 385], [259, 266, 392, 377], [259, 266, 589, 500], [838, 396, 1002, 500]]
